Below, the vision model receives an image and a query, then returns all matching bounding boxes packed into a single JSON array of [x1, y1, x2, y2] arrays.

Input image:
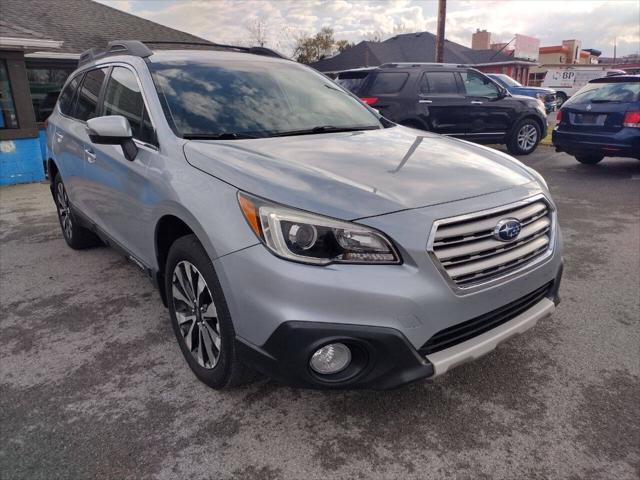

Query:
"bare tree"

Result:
[[245, 18, 269, 47]]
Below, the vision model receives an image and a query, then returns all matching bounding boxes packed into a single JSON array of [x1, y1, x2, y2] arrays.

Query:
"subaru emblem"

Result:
[[494, 218, 522, 242], [586, 104, 592, 111]]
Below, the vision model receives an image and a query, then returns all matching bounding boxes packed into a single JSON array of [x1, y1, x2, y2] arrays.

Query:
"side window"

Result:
[[58, 74, 81, 116], [421, 72, 459, 95], [102, 67, 155, 144], [460, 71, 499, 98], [369, 72, 409, 95], [74, 68, 108, 121]]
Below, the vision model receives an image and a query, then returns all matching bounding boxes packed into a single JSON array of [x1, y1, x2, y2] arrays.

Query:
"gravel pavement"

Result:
[[1, 147, 638, 479]]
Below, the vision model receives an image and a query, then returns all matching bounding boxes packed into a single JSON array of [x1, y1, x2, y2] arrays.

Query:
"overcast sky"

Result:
[[98, 0, 640, 57]]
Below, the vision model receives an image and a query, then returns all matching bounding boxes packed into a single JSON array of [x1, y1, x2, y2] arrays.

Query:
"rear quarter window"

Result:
[[336, 72, 370, 94], [369, 72, 409, 94]]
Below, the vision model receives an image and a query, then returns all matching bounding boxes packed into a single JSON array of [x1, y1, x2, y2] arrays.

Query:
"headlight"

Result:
[[238, 192, 401, 265]]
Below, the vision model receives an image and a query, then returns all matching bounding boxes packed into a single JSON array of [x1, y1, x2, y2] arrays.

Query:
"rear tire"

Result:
[[507, 118, 541, 156], [575, 154, 604, 165], [165, 234, 255, 389], [53, 173, 102, 250]]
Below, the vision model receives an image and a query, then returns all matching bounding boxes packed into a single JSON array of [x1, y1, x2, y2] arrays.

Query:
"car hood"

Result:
[[184, 126, 536, 220]]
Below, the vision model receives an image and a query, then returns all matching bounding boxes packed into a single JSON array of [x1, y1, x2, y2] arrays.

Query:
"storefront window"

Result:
[[27, 65, 75, 122], [0, 60, 19, 129]]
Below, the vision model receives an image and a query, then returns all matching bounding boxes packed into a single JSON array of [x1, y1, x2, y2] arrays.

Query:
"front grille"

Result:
[[419, 282, 553, 356], [430, 198, 553, 287]]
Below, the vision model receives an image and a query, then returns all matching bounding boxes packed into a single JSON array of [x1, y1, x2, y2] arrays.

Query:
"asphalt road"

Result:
[[1, 147, 639, 480]]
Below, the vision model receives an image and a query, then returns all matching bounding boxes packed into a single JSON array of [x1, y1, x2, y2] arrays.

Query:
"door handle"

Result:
[[84, 148, 96, 163], [55, 132, 64, 143], [418, 99, 433, 104], [470, 100, 483, 105]]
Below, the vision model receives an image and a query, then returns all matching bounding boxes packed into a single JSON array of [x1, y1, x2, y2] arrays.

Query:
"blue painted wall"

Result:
[[0, 134, 46, 186]]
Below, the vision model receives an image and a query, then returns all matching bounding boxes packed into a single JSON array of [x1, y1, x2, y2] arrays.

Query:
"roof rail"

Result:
[[77, 39, 287, 67], [145, 40, 287, 59], [78, 40, 152, 66], [379, 62, 469, 68]]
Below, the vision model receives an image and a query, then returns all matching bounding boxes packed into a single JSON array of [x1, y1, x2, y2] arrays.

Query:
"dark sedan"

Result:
[[552, 75, 639, 164]]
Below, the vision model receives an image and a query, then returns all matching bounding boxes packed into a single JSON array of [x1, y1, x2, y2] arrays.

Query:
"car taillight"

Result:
[[556, 110, 562, 123], [623, 111, 640, 128], [360, 97, 378, 106]]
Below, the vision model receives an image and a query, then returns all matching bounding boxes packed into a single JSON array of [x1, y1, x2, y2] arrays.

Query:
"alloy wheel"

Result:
[[517, 124, 538, 151], [56, 182, 73, 240], [171, 260, 221, 369]]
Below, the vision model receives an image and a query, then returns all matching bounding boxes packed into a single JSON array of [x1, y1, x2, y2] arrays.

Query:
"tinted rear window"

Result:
[[567, 80, 640, 105], [58, 74, 81, 116], [336, 71, 370, 94], [369, 72, 409, 94], [422, 72, 459, 94]]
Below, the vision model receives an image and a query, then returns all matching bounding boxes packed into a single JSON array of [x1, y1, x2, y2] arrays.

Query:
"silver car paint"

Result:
[[48, 50, 562, 354]]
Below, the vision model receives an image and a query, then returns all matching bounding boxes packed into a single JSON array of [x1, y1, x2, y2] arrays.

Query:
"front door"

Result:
[[459, 70, 512, 142], [83, 65, 158, 264]]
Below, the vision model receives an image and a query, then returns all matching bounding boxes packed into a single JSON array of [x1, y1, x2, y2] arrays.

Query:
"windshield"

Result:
[[150, 60, 382, 138], [566, 80, 640, 105], [492, 74, 522, 88]]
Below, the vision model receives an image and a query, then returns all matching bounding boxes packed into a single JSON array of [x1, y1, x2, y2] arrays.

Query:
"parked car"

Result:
[[486, 73, 557, 113], [553, 75, 639, 164], [541, 67, 627, 107], [47, 41, 563, 390], [346, 63, 548, 155]]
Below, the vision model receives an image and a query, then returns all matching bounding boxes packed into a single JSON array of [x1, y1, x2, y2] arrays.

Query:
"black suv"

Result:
[[337, 63, 548, 155]]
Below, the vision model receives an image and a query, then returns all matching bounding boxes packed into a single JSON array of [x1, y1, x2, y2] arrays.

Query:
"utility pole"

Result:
[[435, 0, 446, 63]]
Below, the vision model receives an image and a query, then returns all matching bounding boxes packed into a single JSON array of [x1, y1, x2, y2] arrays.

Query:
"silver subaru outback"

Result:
[[46, 41, 563, 390]]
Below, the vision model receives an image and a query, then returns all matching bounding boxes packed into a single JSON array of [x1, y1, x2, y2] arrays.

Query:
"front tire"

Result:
[[575, 154, 604, 164], [53, 173, 101, 249], [507, 118, 541, 156], [165, 234, 254, 389]]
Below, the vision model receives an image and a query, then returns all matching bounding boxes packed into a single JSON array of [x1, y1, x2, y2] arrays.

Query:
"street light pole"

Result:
[[435, 0, 446, 63]]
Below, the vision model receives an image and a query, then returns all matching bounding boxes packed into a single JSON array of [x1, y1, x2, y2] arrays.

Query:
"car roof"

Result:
[[589, 75, 640, 83], [146, 49, 290, 65]]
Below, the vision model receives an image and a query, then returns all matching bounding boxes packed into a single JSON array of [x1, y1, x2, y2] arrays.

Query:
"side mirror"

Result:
[[496, 86, 508, 99], [87, 115, 138, 161]]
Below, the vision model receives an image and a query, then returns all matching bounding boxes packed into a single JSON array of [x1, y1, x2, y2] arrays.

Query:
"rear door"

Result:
[[416, 70, 468, 136], [67, 67, 109, 221], [53, 69, 109, 215], [84, 65, 158, 262], [51, 73, 84, 205], [459, 69, 511, 141]]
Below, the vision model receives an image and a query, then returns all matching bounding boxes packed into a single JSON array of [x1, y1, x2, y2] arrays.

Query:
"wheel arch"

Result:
[[154, 214, 197, 306]]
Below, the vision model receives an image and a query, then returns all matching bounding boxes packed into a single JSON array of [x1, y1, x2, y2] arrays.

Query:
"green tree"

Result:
[[293, 27, 353, 64]]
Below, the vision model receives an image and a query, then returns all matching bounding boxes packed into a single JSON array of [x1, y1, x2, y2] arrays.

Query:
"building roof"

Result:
[[0, 19, 63, 50], [311, 31, 529, 72], [0, 0, 211, 54]]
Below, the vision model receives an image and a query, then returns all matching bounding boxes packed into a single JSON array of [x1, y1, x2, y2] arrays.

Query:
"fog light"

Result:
[[309, 343, 351, 375]]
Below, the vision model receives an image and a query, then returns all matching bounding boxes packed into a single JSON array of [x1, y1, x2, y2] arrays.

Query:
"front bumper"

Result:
[[236, 269, 562, 389], [553, 127, 640, 159]]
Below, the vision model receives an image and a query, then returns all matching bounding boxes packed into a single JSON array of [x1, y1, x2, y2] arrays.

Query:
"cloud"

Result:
[[98, 0, 640, 57]]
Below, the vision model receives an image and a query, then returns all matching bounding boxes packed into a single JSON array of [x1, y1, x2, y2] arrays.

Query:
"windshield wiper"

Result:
[[183, 132, 259, 140], [268, 125, 379, 137], [590, 99, 616, 103]]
